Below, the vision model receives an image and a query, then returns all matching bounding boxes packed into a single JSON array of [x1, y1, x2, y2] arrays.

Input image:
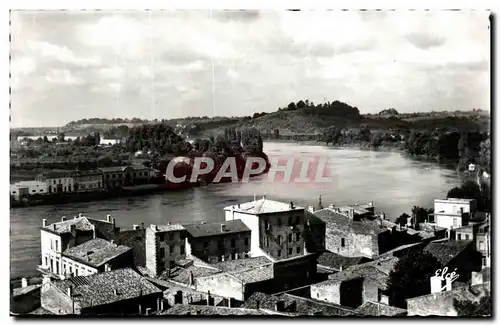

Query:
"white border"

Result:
[[2, 1, 498, 325]]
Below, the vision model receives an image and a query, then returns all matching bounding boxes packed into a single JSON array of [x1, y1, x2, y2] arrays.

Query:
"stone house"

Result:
[[183, 220, 251, 263], [145, 223, 187, 277], [39, 213, 119, 279], [223, 198, 307, 261], [41, 268, 163, 315]]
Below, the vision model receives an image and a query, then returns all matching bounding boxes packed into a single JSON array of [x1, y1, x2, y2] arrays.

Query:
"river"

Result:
[[9, 142, 462, 279]]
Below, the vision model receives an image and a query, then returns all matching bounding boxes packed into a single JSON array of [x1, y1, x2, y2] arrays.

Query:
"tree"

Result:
[[411, 206, 429, 225], [396, 213, 410, 227], [57, 133, 65, 142], [453, 295, 491, 316], [386, 251, 442, 308]]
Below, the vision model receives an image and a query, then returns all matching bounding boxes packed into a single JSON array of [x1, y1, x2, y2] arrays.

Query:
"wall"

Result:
[[61, 257, 98, 277], [117, 228, 146, 267], [41, 283, 78, 315], [325, 228, 378, 258], [195, 274, 245, 301], [45, 177, 75, 193], [145, 228, 159, 276], [74, 174, 103, 192], [10, 181, 48, 198], [273, 254, 317, 291], [259, 211, 306, 260], [362, 279, 380, 305], [40, 230, 63, 275], [11, 287, 41, 314], [311, 281, 340, 305], [226, 211, 262, 257], [187, 231, 251, 263], [434, 200, 475, 215], [145, 228, 186, 277], [81, 293, 162, 315]]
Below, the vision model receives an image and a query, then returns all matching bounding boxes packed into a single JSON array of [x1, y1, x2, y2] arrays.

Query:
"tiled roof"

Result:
[[424, 240, 472, 265], [355, 301, 407, 316], [98, 166, 129, 173], [13, 284, 41, 297], [166, 264, 219, 285], [228, 264, 274, 284], [38, 171, 72, 178], [224, 198, 304, 215], [43, 217, 94, 234], [242, 292, 356, 316], [158, 304, 267, 315], [317, 251, 371, 270], [183, 220, 250, 238], [53, 268, 162, 308], [211, 256, 272, 272], [150, 224, 185, 233], [313, 208, 388, 235], [376, 242, 424, 259], [62, 238, 131, 268]]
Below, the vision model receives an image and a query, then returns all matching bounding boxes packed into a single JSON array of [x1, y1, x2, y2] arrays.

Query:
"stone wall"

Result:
[[311, 281, 340, 305], [188, 231, 251, 263], [41, 283, 79, 315], [145, 228, 159, 276], [325, 227, 378, 258], [116, 228, 146, 267], [195, 273, 245, 301]]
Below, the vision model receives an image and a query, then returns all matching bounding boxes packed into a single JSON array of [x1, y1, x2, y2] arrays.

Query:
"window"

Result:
[[479, 241, 485, 250], [180, 245, 185, 255], [288, 234, 292, 243], [69, 266, 72, 274], [482, 257, 488, 267], [170, 246, 174, 254], [457, 234, 462, 240], [55, 240, 59, 251], [277, 235, 282, 245], [159, 234, 165, 242], [265, 236, 269, 247], [288, 217, 293, 226], [12, 191, 16, 194], [277, 218, 282, 227], [244, 237, 249, 246], [218, 240, 224, 250], [296, 233, 301, 242], [296, 247, 300, 254], [295, 216, 300, 225], [160, 248, 165, 258], [231, 239, 236, 248], [231, 253, 236, 260], [45, 257, 48, 267], [465, 234, 469, 240], [341, 238, 345, 247], [59, 179, 61, 184], [288, 248, 293, 255], [53, 180, 56, 184], [277, 250, 282, 257]]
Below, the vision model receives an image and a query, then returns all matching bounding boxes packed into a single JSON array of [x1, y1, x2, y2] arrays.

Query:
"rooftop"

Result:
[[227, 264, 274, 284], [37, 171, 72, 178], [224, 198, 304, 215], [158, 304, 267, 316], [42, 215, 115, 236], [314, 208, 388, 235], [183, 220, 250, 238], [354, 301, 407, 316], [53, 268, 162, 308], [434, 198, 476, 204], [424, 240, 472, 265], [317, 251, 372, 270], [62, 238, 131, 268], [150, 224, 185, 233], [165, 264, 219, 285], [13, 284, 41, 297], [211, 256, 272, 272], [98, 166, 130, 173]]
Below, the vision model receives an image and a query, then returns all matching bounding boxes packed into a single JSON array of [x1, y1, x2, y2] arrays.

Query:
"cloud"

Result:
[[9, 10, 490, 127]]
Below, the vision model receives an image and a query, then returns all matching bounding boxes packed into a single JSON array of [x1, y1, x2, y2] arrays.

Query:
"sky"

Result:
[[10, 10, 490, 128]]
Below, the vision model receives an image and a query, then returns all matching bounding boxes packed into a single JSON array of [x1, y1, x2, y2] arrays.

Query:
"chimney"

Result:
[[106, 214, 111, 222], [74, 215, 77, 220], [201, 221, 206, 224], [112, 218, 116, 226], [263, 195, 266, 199], [308, 206, 314, 213], [78, 213, 83, 218], [290, 201, 294, 209], [275, 300, 285, 312], [238, 204, 241, 208], [42, 219, 47, 228], [206, 291, 211, 306], [21, 278, 28, 288], [348, 208, 354, 220], [133, 225, 139, 231], [151, 224, 157, 231], [105, 263, 111, 272], [92, 224, 96, 239], [141, 222, 145, 229], [189, 271, 194, 286], [61, 216, 67, 222], [256, 300, 260, 310], [53, 224, 56, 231], [369, 201, 374, 207], [221, 224, 226, 233], [67, 286, 73, 297], [145, 308, 151, 316], [339, 265, 343, 271]]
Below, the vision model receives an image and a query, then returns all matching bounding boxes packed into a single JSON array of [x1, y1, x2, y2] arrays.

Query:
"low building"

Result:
[[10, 181, 49, 200], [98, 166, 134, 189], [184, 220, 251, 263], [406, 282, 490, 316], [224, 198, 307, 261], [10, 278, 41, 315], [130, 165, 155, 185], [242, 292, 356, 316], [354, 301, 407, 316], [312, 207, 391, 258], [430, 198, 477, 230], [72, 170, 103, 192], [41, 268, 163, 315], [35, 171, 74, 193], [38, 213, 119, 279], [145, 224, 187, 277], [310, 256, 398, 309], [60, 238, 133, 278]]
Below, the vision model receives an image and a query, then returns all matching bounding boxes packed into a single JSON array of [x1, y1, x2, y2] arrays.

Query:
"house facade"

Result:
[[145, 224, 187, 277], [431, 198, 477, 230], [36, 171, 75, 193], [184, 220, 251, 264], [224, 198, 306, 261], [98, 166, 134, 189], [10, 181, 49, 200], [72, 170, 103, 192]]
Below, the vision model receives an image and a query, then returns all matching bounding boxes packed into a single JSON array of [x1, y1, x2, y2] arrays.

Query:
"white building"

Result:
[[223, 197, 306, 261], [431, 198, 477, 230], [10, 181, 49, 200], [35, 171, 74, 193]]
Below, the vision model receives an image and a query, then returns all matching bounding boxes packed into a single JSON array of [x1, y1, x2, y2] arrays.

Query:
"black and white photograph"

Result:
[[8, 7, 492, 317]]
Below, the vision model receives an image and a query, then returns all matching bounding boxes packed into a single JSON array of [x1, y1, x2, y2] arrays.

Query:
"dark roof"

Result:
[[355, 301, 407, 316], [227, 264, 274, 284], [158, 304, 267, 316], [242, 292, 355, 316], [313, 208, 388, 235], [149, 224, 185, 233], [98, 166, 130, 173], [62, 238, 131, 268], [37, 171, 72, 178], [53, 268, 162, 308], [183, 220, 250, 238], [13, 284, 41, 297], [211, 256, 272, 272], [166, 264, 219, 285], [317, 251, 371, 270], [424, 240, 472, 265]]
